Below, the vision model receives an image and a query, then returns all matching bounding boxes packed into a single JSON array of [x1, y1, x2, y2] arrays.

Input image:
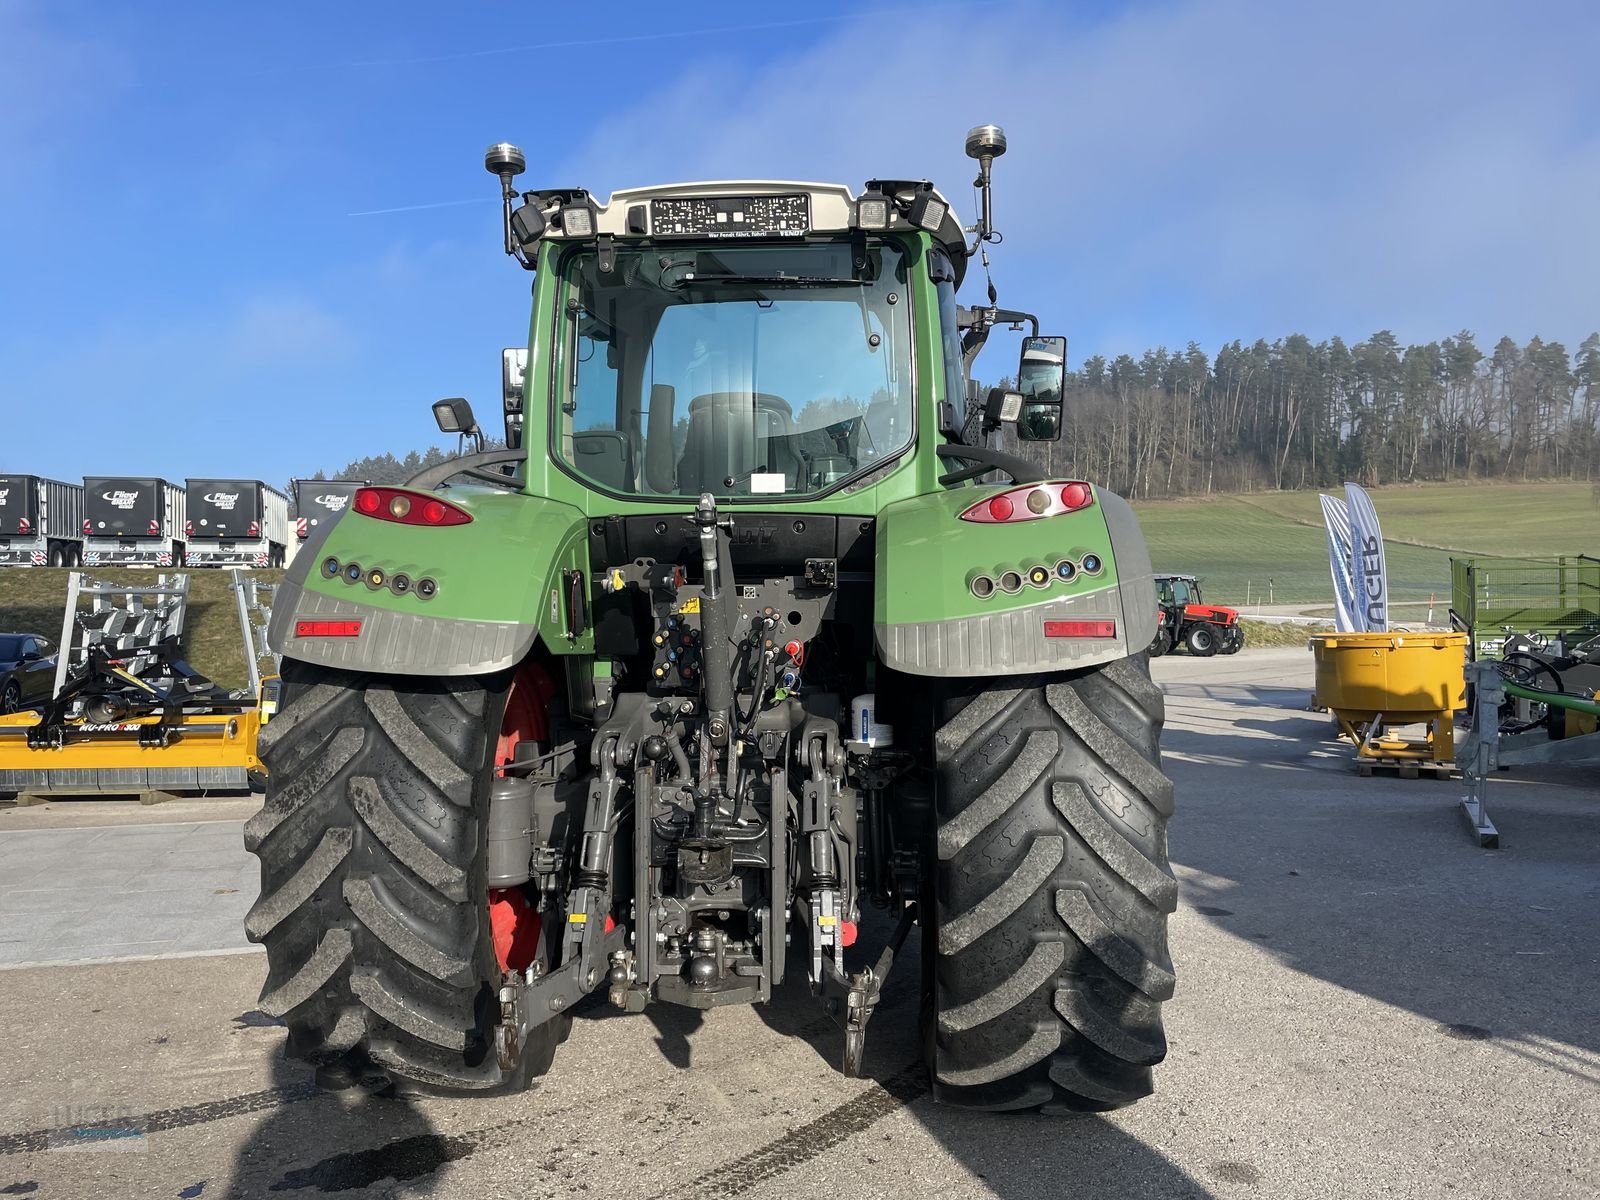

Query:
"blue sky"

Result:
[[3, 0, 1596, 486]]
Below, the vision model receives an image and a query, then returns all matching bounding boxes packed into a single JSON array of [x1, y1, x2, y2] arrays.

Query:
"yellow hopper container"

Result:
[[1309, 631, 1468, 764]]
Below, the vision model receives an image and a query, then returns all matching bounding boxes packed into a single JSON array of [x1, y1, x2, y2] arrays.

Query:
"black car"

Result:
[[0, 633, 57, 713]]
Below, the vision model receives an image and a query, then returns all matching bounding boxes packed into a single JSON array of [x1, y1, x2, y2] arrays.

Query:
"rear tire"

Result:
[[1219, 625, 1244, 655], [927, 656, 1176, 1112], [48, 545, 65, 568], [1184, 623, 1219, 657], [244, 658, 563, 1093]]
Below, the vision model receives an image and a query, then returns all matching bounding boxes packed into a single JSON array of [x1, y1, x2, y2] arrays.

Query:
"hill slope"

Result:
[[1133, 481, 1597, 607]]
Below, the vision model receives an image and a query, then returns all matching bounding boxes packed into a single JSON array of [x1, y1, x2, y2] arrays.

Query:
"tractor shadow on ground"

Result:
[[584, 918, 1221, 1200], [229, 1023, 466, 1196]]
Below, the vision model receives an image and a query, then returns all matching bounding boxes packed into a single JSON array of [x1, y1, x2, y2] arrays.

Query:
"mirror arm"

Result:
[[991, 307, 1040, 336], [406, 449, 526, 491], [935, 442, 1046, 485]]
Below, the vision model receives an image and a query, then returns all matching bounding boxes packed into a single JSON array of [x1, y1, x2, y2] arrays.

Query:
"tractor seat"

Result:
[[677, 392, 806, 493]]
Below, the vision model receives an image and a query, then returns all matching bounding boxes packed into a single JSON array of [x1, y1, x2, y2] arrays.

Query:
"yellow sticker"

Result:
[[678, 597, 701, 614], [568, 913, 588, 924], [818, 915, 837, 927]]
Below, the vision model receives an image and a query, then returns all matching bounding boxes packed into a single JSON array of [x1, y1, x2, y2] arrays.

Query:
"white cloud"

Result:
[[550, 0, 1600, 355]]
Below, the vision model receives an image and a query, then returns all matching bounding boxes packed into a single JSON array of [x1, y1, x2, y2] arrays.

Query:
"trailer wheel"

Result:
[[48, 545, 65, 568], [1183, 623, 1219, 657], [927, 657, 1176, 1112], [244, 658, 564, 1093]]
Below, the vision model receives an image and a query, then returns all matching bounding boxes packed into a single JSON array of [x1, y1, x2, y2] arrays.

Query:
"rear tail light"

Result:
[[18, 518, 29, 534], [1044, 620, 1117, 638], [353, 487, 472, 527], [149, 519, 160, 536], [959, 481, 1096, 523], [83, 520, 91, 535], [248, 521, 259, 537], [295, 619, 363, 638], [185, 520, 193, 537]]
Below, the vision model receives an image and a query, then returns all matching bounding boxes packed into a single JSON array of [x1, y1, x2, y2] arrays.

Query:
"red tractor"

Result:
[[1149, 573, 1243, 657]]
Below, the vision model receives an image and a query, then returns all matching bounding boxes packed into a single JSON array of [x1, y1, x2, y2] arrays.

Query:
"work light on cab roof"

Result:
[[480, 131, 1011, 272]]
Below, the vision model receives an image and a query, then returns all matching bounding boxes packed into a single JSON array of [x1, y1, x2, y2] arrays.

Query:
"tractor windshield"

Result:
[[554, 241, 914, 498]]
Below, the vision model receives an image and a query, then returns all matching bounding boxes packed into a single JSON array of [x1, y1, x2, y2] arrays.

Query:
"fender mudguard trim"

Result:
[[876, 583, 1133, 676], [269, 576, 535, 677]]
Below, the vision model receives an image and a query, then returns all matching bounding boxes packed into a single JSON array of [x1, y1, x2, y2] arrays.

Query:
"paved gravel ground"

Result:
[[0, 647, 1594, 1199]]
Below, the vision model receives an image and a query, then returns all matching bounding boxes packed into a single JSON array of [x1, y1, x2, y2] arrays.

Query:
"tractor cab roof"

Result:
[[524, 178, 972, 284], [1155, 573, 1199, 583]]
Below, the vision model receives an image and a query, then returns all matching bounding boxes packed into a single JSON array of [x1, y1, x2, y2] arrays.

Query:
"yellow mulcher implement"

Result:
[[0, 571, 277, 803]]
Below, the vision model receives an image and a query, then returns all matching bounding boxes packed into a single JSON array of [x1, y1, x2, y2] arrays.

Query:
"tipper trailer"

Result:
[[184, 478, 290, 568], [291, 479, 366, 550], [0, 475, 84, 566], [81, 477, 186, 567]]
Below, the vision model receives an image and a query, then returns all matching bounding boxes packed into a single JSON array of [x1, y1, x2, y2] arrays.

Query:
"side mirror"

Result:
[[1016, 334, 1067, 442], [501, 349, 527, 449]]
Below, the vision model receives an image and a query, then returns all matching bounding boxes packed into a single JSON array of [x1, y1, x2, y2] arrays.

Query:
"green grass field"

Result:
[[0, 481, 1591, 673], [1135, 481, 1597, 607], [0, 568, 284, 690]]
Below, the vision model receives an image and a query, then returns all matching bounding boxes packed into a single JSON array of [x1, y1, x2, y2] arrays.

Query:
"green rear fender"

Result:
[[267, 489, 592, 676], [874, 484, 1156, 676]]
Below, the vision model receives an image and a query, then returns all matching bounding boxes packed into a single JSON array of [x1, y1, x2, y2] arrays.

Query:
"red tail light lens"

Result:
[[248, 521, 259, 537], [959, 481, 1096, 524], [149, 520, 160, 536], [18, 518, 30, 534], [1044, 620, 1117, 638], [185, 520, 193, 537], [295, 619, 363, 638], [352, 487, 472, 527], [1060, 482, 1092, 509], [82, 520, 91, 535]]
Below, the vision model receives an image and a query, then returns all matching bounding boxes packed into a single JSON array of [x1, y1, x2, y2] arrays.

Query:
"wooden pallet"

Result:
[[1355, 758, 1456, 780]]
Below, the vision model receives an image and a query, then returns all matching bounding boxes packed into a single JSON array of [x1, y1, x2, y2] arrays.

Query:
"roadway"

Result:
[[1, 647, 1595, 1199]]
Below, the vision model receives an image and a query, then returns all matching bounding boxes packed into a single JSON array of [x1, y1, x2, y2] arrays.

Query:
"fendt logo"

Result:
[[204, 492, 241, 509], [102, 490, 141, 509], [315, 494, 350, 512]]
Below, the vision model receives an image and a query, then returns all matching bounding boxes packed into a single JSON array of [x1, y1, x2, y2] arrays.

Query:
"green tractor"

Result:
[[246, 125, 1176, 1113]]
